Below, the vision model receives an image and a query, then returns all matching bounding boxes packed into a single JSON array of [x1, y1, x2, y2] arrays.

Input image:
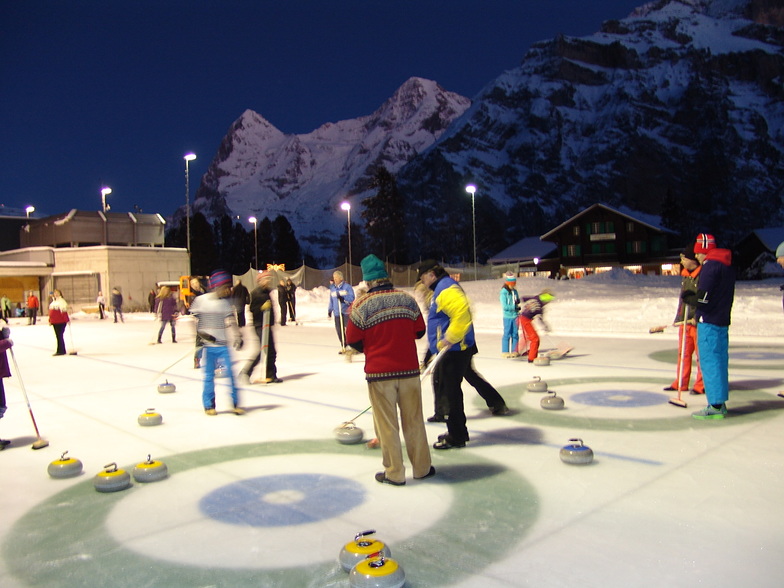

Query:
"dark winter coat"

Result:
[[249, 285, 273, 326], [155, 295, 179, 321], [0, 336, 11, 379], [673, 266, 701, 323], [231, 283, 250, 311], [695, 248, 735, 327]]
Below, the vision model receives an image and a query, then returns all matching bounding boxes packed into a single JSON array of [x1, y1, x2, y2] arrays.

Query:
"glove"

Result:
[[337, 295, 344, 303], [514, 304, 521, 313], [234, 336, 244, 351], [436, 338, 451, 351], [197, 331, 217, 343], [681, 291, 697, 305], [779, 284, 784, 292], [261, 301, 271, 311], [328, 310, 333, 318]]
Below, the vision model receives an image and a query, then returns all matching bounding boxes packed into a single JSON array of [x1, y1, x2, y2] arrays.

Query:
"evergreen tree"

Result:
[[271, 215, 303, 269], [257, 217, 273, 269], [361, 167, 407, 263], [189, 212, 218, 276]]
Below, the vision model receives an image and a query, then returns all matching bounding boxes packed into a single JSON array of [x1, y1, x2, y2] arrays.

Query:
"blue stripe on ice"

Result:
[[199, 473, 365, 526]]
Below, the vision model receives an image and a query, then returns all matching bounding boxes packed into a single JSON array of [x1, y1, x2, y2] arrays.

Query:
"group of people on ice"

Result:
[[499, 274, 556, 363]]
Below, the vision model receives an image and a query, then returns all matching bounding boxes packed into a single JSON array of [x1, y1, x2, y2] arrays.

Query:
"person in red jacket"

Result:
[[346, 254, 434, 486], [26, 292, 40, 325], [48, 289, 69, 356], [664, 245, 705, 394]]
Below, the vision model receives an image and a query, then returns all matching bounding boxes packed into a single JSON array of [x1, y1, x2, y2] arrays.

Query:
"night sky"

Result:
[[2, 0, 642, 220]]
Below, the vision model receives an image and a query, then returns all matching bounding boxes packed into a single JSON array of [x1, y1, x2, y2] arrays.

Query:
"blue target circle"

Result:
[[571, 389, 668, 408], [199, 473, 365, 526]]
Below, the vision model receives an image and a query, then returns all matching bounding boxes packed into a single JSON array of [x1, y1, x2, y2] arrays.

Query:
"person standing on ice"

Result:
[[231, 278, 250, 328], [110, 287, 124, 323], [500, 272, 520, 357], [327, 270, 354, 353], [241, 270, 282, 384], [346, 254, 434, 485], [418, 260, 475, 450], [517, 290, 555, 363], [0, 322, 13, 449], [26, 292, 39, 325], [683, 233, 735, 420], [154, 286, 178, 344], [189, 270, 244, 415], [48, 289, 69, 356], [663, 244, 704, 395]]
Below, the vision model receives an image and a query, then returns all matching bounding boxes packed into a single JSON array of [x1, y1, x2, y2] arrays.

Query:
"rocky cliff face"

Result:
[[187, 77, 470, 262], [398, 0, 784, 258]]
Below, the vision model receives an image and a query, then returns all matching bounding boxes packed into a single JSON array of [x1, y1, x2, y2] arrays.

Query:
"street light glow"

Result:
[[100, 187, 112, 213], [184, 153, 197, 162], [25, 205, 35, 218], [341, 201, 352, 283], [466, 184, 478, 280], [249, 216, 258, 270]]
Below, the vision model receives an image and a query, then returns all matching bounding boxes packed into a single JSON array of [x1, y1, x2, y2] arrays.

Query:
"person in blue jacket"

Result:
[[418, 260, 476, 450], [327, 270, 354, 353], [684, 233, 735, 420], [500, 272, 520, 357]]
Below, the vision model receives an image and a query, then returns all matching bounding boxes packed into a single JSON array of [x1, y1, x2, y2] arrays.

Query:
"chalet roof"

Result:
[[488, 236, 556, 264], [540, 203, 674, 241], [744, 227, 784, 252]]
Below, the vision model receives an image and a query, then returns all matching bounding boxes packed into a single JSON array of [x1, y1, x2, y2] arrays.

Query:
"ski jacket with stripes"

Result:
[[189, 292, 236, 346], [426, 274, 475, 354]]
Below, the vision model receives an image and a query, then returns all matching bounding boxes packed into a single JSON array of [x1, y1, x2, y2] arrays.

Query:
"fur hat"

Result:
[[417, 259, 443, 279], [682, 243, 697, 261], [361, 254, 388, 282], [209, 270, 232, 289], [694, 233, 716, 255]]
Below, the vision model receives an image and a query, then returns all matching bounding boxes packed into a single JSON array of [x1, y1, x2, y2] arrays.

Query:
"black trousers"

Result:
[[52, 323, 67, 355], [245, 324, 276, 380], [433, 347, 474, 444]]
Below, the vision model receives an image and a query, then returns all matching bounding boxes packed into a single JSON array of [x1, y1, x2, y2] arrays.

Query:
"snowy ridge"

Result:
[[189, 77, 471, 262], [398, 0, 784, 254]]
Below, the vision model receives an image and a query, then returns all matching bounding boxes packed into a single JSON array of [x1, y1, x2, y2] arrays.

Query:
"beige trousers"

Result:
[[368, 377, 432, 483]]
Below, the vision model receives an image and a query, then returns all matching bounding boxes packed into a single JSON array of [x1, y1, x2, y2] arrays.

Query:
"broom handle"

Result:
[[8, 347, 43, 438], [677, 303, 689, 393]]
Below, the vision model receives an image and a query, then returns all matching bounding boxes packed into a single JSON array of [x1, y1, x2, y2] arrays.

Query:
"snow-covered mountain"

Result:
[[187, 77, 471, 263], [399, 0, 784, 258]]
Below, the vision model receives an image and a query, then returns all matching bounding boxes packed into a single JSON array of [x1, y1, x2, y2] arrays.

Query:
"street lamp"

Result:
[[100, 187, 112, 213], [249, 216, 258, 270], [465, 184, 477, 280], [341, 201, 352, 284], [184, 153, 197, 256], [25, 205, 35, 218]]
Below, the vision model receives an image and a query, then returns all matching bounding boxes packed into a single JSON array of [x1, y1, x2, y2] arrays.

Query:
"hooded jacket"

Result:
[[695, 248, 735, 327], [426, 274, 475, 354]]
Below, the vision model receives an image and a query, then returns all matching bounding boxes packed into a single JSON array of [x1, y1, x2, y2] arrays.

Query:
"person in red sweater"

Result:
[[346, 254, 434, 486], [48, 289, 69, 356]]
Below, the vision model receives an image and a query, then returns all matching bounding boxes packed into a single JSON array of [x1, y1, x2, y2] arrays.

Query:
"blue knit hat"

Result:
[[209, 270, 232, 289], [361, 254, 388, 282]]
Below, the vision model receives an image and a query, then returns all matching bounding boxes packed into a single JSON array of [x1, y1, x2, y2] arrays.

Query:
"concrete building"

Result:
[[0, 210, 188, 314]]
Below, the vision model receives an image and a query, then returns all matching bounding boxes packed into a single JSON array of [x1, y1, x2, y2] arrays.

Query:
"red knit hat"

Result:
[[694, 233, 716, 254]]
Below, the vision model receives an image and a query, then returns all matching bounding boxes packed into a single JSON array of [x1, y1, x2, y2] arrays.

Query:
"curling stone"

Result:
[[132, 454, 169, 483], [334, 422, 364, 445], [157, 380, 176, 394], [47, 451, 83, 479], [138, 408, 163, 427], [93, 462, 132, 493], [526, 376, 548, 393], [533, 354, 550, 366], [540, 390, 565, 410], [349, 554, 405, 588], [339, 530, 392, 572], [560, 438, 594, 465]]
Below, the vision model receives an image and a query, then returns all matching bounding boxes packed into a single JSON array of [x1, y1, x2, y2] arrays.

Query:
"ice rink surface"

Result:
[[2, 277, 784, 587]]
